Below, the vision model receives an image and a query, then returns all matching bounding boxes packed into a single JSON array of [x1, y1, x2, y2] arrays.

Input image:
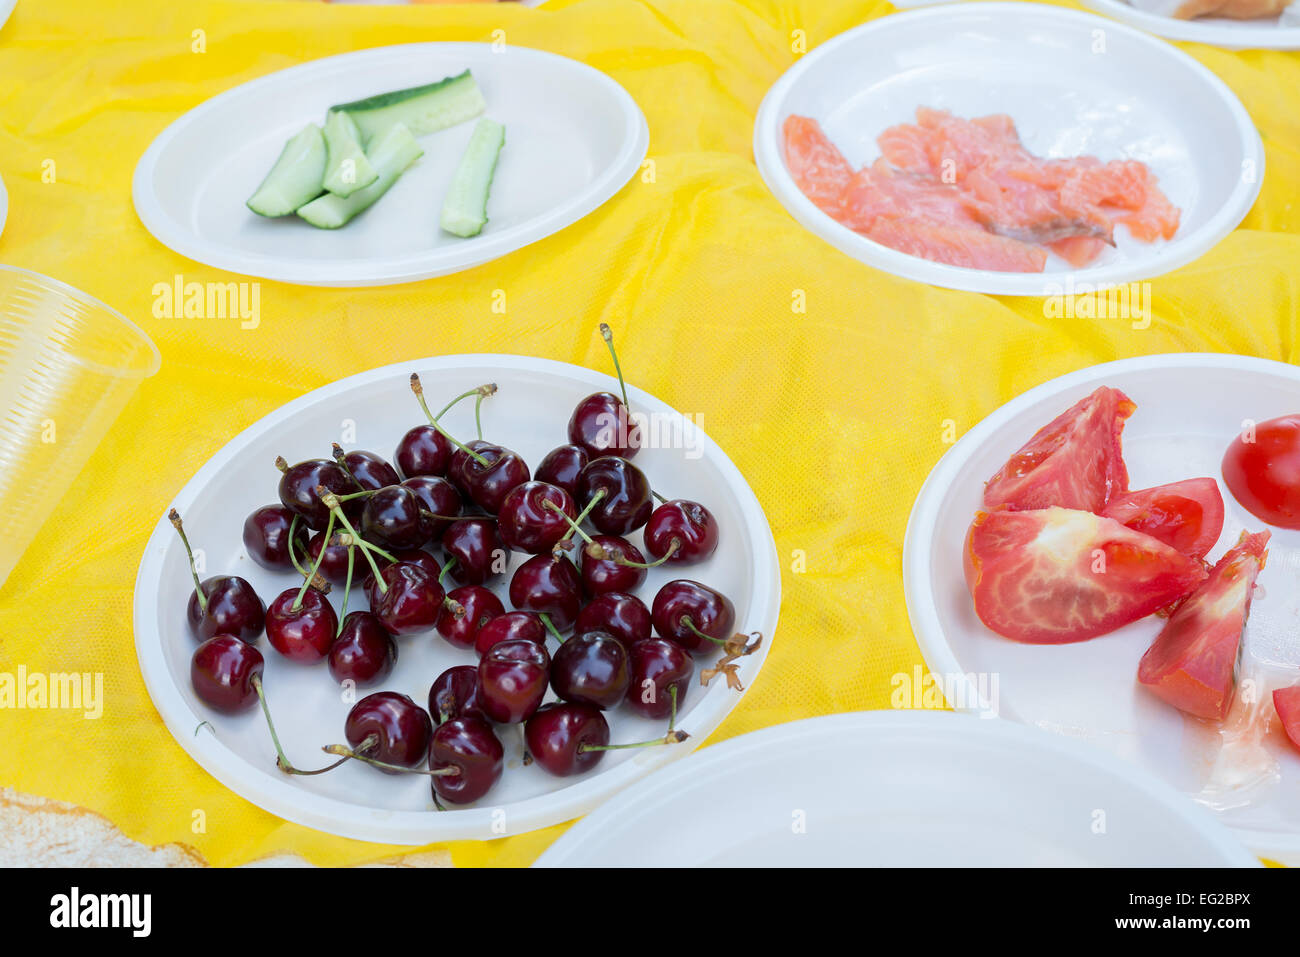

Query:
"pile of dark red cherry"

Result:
[[175, 327, 760, 809]]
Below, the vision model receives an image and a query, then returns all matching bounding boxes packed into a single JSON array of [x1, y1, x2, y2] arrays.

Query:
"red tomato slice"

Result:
[[983, 386, 1136, 513], [965, 506, 1208, 644], [1137, 531, 1270, 721], [1100, 477, 1225, 562], [1274, 686, 1300, 753], [1222, 414, 1300, 530]]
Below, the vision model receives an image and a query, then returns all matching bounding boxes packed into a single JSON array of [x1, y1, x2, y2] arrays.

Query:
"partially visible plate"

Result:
[[133, 43, 648, 286], [535, 711, 1259, 866], [1084, 0, 1300, 50], [753, 3, 1264, 295], [133, 354, 781, 844], [0, 1, 14, 32], [0, 172, 7, 240], [904, 354, 1300, 862]]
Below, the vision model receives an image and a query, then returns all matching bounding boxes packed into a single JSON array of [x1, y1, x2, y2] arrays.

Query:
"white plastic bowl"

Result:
[[133, 354, 780, 844], [753, 3, 1264, 295], [1084, 0, 1300, 51]]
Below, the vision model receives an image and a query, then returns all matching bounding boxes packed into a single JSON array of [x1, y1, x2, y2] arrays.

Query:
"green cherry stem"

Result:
[[433, 382, 496, 423], [167, 509, 207, 614], [292, 512, 334, 611], [597, 537, 679, 569], [337, 545, 356, 635], [286, 514, 310, 578], [331, 443, 366, 492], [410, 375, 490, 467], [317, 486, 388, 594], [321, 744, 461, 776], [651, 490, 668, 505], [253, 674, 349, 775], [578, 685, 687, 752], [539, 613, 564, 644], [600, 323, 631, 410]]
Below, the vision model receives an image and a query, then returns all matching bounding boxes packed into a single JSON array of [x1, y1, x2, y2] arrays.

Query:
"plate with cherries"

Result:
[[133, 328, 780, 843]]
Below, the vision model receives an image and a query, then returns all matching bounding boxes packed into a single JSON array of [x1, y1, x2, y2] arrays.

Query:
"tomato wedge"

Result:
[[1137, 531, 1270, 721], [1274, 686, 1300, 753], [1100, 477, 1225, 562], [1222, 414, 1300, 530], [983, 386, 1136, 513], [964, 506, 1207, 644]]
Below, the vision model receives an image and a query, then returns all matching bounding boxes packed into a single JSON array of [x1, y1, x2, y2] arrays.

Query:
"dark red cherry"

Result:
[[187, 576, 265, 644], [369, 562, 444, 637], [441, 518, 509, 586], [265, 587, 337, 662], [429, 716, 504, 804], [327, 611, 396, 686], [625, 638, 692, 720], [361, 485, 433, 550], [580, 535, 647, 596], [568, 392, 642, 460], [474, 611, 547, 658], [371, 548, 442, 585], [478, 639, 550, 724], [306, 530, 355, 587], [341, 449, 400, 490], [652, 580, 735, 656], [437, 585, 505, 650], [242, 505, 308, 572], [535, 444, 590, 499], [497, 481, 576, 554], [577, 456, 653, 535], [402, 475, 462, 539], [453, 441, 530, 514], [278, 458, 352, 530], [645, 500, 719, 564], [525, 703, 610, 777], [395, 424, 452, 479], [345, 691, 432, 772], [191, 635, 264, 714], [428, 665, 487, 724], [509, 554, 582, 633], [574, 592, 652, 653], [550, 631, 630, 710]]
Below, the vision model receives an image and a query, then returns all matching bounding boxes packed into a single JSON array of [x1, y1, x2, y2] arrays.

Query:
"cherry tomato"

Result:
[[983, 386, 1135, 513], [964, 506, 1207, 644], [1138, 531, 1269, 720], [1222, 414, 1300, 530], [1100, 477, 1224, 562]]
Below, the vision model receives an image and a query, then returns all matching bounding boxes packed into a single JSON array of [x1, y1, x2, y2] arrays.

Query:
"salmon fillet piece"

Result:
[[867, 218, 1049, 272], [782, 115, 855, 219]]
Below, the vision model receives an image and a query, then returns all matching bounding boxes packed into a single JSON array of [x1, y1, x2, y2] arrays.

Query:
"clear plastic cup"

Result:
[[0, 265, 160, 589]]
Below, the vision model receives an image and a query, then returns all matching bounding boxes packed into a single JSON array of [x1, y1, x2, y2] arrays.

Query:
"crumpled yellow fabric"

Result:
[[0, 0, 1295, 868]]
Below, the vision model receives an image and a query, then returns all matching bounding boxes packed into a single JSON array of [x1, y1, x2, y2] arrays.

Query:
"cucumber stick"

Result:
[[297, 123, 424, 229], [246, 123, 326, 217], [331, 70, 486, 143], [440, 118, 505, 238], [321, 110, 378, 198]]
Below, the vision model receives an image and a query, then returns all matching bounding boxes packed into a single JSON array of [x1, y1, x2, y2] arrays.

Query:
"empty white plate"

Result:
[[535, 711, 1257, 866], [132, 43, 648, 286], [753, 3, 1264, 295], [1084, 0, 1300, 50], [133, 354, 780, 844], [904, 354, 1300, 862]]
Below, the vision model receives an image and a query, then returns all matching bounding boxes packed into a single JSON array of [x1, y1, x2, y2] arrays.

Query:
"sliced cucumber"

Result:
[[440, 118, 505, 238], [331, 70, 486, 143], [246, 123, 326, 217], [297, 122, 424, 229], [322, 110, 378, 198]]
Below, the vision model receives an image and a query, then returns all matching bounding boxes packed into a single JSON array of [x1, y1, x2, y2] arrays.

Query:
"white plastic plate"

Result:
[[133, 355, 780, 843], [1084, 0, 1300, 50], [535, 711, 1258, 866], [904, 354, 1300, 862], [753, 3, 1264, 296], [132, 44, 648, 286]]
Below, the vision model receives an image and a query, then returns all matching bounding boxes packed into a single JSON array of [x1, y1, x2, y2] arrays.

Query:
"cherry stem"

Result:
[[274, 455, 289, 474], [337, 545, 355, 636], [336, 487, 382, 502], [167, 509, 207, 614], [433, 383, 496, 423], [651, 490, 667, 505], [333, 533, 396, 565], [668, 684, 678, 734], [253, 674, 348, 775], [331, 443, 365, 492], [600, 323, 631, 411], [293, 511, 334, 611], [321, 744, 461, 776], [579, 729, 689, 753], [286, 515, 309, 578], [594, 537, 679, 569], [317, 486, 388, 594], [410, 374, 490, 466], [539, 613, 564, 643], [680, 616, 729, 649], [421, 508, 478, 523], [438, 556, 459, 589], [545, 499, 595, 546]]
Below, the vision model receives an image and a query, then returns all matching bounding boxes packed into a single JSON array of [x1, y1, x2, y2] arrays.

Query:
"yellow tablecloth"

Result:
[[0, 0, 1296, 867]]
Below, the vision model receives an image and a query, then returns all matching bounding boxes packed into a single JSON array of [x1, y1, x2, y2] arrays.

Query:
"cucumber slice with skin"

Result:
[[440, 118, 505, 238], [246, 123, 326, 217], [322, 110, 378, 198], [297, 122, 424, 229], [331, 70, 486, 143]]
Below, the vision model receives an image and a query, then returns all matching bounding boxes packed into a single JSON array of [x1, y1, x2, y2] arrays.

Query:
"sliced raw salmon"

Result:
[[866, 218, 1048, 272], [781, 115, 854, 219]]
